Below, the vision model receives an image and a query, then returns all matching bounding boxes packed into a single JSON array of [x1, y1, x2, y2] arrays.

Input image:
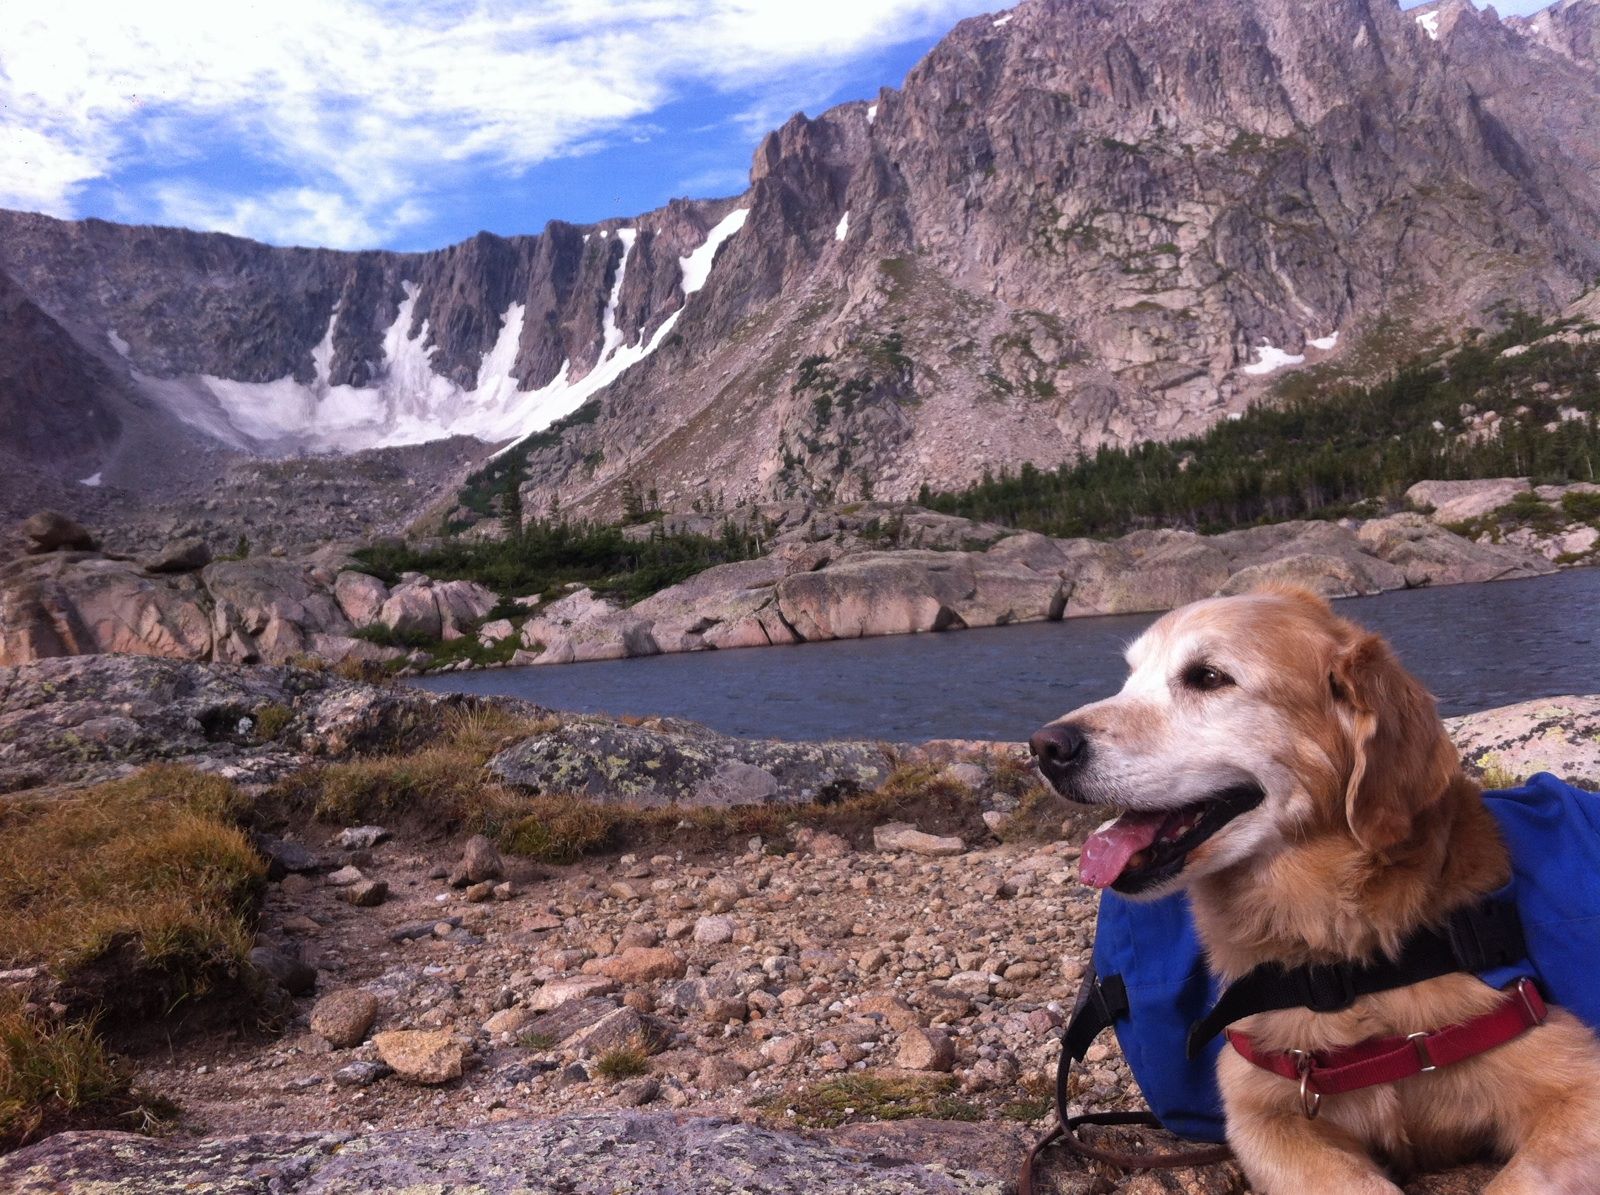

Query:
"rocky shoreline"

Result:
[[1, 652, 1596, 1193], [4, 477, 1598, 677]]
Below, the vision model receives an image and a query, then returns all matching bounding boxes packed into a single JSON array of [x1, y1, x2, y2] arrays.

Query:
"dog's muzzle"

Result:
[[1029, 722, 1088, 789]]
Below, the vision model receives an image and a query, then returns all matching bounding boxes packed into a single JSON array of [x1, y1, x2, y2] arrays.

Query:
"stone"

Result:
[[529, 976, 619, 1012], [331, 1060, 391, 1088], [477, 618, 516, 643], [763, 1036, 810, 1065], [372, 1029, 469, 1085], [143, 538, 213, 574], [450, 834, 504, 886], [483, 1007, 535, 1039], [248, 946, 315, 996], [464, 881, 496, 903], [693, 915, 736, 945], [341, 879, 388, 907], [598, 948, 687, 984], [326, 865, 364, 887], [695, 1055, 750, 1091], [793, 827, 852, 858], [336, 825, 390, 850], [310, 989, 379, 1048], [332, 571, 391, 627], [895, 1028, 956, 1072], [873, 822, 965, 857], [1356, 514, 1552, 587], [567, 1007, 672, 1056], [21, 511, 95, 553]]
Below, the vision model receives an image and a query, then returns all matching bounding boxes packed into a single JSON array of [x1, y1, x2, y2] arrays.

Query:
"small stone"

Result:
[[249, 946, 316, 996], [492, 882, 517, 901], [529, 976, 619, 1012], [279, 874, 314, 898], [618, 924, 660, 949], [332, 1061, 391, 1088], [464, 881, 495, 903], [450, 835, 504, 887], [943, 762, 988, 790], [597, 948, 686, 984], [693, 915, 735, 946], [484, 1007, 535, 1038], [763, 1036, 810, 1065], [982, 811, 1013, 836], [310, 989, 379, 1048], [616, 1076, 660, 1106], [946, 970, 996, 998], [337, 826, 390, 850], [695, 1056, 749, 1092], [793, 828, 852, 858], [326, 865, 364, 887], [284, 1074, 323, 1092], [373, 1029, 469, 1085], [341, 879, 388, 907], [896, 1027, 956, 1072]]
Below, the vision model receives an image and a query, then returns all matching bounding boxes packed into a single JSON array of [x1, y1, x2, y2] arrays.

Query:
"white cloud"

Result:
[[0, 0, 994, 248]]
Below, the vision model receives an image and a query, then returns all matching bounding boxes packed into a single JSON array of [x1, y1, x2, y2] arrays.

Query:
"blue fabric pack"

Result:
[[1081, 773, 1600, 1143]]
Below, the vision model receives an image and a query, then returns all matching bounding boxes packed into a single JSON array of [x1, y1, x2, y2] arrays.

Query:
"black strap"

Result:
[[1187, 895, 1527, 1057]]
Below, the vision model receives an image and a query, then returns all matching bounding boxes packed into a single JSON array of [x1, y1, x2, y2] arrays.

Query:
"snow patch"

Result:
[[1417, 10, 1440, 40], [1241, 342, 1306, 375], [106, 329, 130, 358], [1308, 331, 1339, 351], [993, 12, 1014, 27], [79, 472, 103, 487], [835, 211, 850, 241], [148, 211, 752, 456], [866, 103, 878, 123]]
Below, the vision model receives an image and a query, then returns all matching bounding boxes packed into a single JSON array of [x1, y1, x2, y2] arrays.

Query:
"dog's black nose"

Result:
[[1030, 723, 1088, 784]]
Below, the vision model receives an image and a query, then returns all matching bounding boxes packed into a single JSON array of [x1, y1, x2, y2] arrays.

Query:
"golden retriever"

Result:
[[1029, 586, 1600, 1194]]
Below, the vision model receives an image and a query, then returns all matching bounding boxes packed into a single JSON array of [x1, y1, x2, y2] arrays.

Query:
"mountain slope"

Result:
[[1, 0, 1597, 529]]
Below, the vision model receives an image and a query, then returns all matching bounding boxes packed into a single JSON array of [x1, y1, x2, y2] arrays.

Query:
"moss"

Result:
[[760, 1074, 982, 1129]]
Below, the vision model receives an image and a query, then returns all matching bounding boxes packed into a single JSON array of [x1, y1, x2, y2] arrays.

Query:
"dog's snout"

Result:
[[1030, 722, 1089, 784]]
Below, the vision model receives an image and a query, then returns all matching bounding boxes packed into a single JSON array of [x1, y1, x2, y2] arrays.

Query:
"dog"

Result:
[[1029, 586, 1600, 1194]]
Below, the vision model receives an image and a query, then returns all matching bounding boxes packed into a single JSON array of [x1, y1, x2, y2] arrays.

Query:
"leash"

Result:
[[1018, 969, 1233, 1195]]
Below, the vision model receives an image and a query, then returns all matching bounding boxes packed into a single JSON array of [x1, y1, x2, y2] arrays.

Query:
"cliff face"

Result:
[[2, 0, 1598, 524]]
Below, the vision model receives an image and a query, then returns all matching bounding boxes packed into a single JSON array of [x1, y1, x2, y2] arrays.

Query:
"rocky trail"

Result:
[[2, 653, 1597, 1192]]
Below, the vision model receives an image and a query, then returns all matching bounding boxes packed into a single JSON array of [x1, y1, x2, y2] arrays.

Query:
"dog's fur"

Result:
[[1036, 586, 1600, 1194]]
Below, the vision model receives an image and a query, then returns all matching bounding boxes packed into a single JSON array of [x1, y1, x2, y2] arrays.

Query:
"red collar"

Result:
[[1226, 978, 1547, 1116]]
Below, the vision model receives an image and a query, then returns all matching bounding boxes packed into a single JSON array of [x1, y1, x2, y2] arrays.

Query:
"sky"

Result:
[[0, 0, 1557, 254]]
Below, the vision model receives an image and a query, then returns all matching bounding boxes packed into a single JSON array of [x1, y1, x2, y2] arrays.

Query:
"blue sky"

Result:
[[0, 0, 1556, 253]]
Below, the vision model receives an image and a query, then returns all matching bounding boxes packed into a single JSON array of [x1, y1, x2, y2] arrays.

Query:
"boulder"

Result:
[[631, 558, 799, 652], [487, 719, 893, 807], [1355, 514, 1553, 586], [21, 511, 96, 553], [1446, 696, 1600, 788], [378, 583, 444, 640], [597, 947, 687, 984], [372, 1028, 469, 1085], [1406, 478, 1531, 523], [1216, 552, 1407, 599], [774, 551, 1064, 641], [143, 538, 213, 574], [203, 558, 351, 665], [334, 571, 391, 626], [1067, 530, 1231, 615], [0, 555, 213, 665], [521, 588, 660, 664]]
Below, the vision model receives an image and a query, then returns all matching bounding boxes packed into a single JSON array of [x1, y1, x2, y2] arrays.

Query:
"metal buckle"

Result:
[[1407, 1031, 1437, 1073], [1290, 1050, 1322, 1120], [1514, 977, 1547, 1026]]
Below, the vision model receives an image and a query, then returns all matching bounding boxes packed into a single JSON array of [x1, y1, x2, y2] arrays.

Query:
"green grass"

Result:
[[923, 320, 1600, 537], [592, 1043, 652, 1080]]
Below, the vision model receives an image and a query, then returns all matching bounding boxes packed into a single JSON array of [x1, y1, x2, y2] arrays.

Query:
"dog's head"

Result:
[[1030, 586, 1459, 898]]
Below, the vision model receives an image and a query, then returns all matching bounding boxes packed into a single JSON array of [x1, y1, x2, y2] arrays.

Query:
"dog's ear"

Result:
[[1330, 631, 1457, 854]]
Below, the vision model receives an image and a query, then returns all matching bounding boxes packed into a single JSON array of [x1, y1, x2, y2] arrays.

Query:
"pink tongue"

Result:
[[1080, 811, 1170, 888]]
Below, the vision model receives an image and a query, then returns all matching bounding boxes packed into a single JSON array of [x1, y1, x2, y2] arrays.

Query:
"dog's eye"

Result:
[[1182, 663, 1234, 692]]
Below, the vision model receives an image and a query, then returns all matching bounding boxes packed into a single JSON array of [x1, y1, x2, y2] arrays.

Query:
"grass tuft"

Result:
[[592, 1041, 651, 1080]]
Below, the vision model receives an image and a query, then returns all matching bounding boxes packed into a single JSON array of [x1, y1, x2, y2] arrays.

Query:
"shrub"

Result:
[[592, 1042, 652, 1080]]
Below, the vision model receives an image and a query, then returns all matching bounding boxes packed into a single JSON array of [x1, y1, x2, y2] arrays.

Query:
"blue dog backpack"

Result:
[[1060, 773, 1600, 1146]]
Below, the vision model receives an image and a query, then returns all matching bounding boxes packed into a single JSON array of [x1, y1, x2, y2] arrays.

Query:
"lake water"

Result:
[[415, 569, 1600, 742]]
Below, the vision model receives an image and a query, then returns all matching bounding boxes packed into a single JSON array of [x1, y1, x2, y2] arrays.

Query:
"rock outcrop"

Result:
[[0, 1114, 1018, 1194], [1447, 695, 1600, 788], [486, 720, 894, 807]]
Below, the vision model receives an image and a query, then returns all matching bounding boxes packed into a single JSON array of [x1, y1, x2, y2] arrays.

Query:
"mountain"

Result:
[[2, 0, 1598, 531]]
